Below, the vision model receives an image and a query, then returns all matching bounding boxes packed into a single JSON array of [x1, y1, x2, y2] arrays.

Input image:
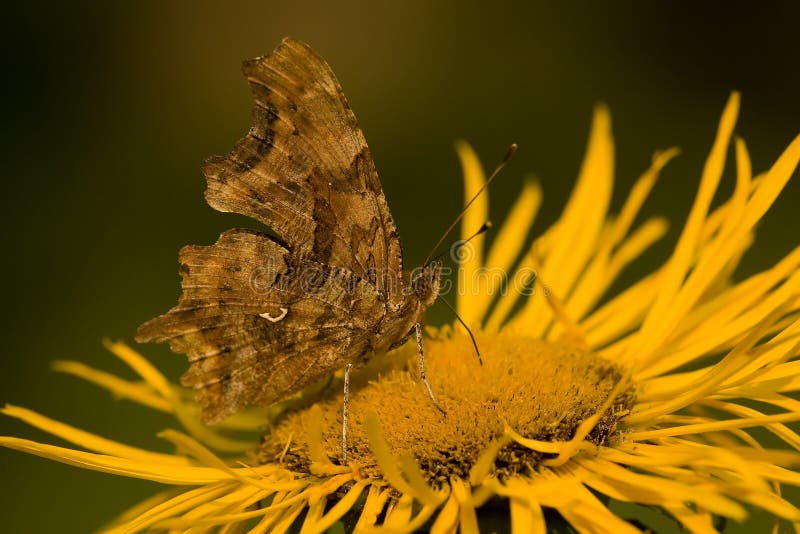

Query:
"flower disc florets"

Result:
[[263, 331, 636, 484]]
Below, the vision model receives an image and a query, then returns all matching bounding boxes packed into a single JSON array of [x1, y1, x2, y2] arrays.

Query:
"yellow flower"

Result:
[[3, 92, 800, 533]]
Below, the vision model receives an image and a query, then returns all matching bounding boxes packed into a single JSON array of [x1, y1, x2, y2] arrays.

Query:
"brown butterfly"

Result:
[[136, 38, 444, 424]]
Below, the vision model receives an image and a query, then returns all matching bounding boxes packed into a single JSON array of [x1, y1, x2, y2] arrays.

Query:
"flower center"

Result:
[[260, 331, 635, 483]]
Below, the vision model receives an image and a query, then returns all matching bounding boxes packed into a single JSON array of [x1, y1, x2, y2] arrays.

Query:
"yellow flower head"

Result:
[[4, 93, 800, 533]]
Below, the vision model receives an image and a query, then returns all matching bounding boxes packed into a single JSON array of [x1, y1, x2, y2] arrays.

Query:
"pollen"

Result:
[[263, 331, 636, 484]]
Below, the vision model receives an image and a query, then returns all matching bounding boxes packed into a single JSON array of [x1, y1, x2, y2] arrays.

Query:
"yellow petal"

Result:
[[480, 179, 542, 327], [381, 493, 413, 529], [399, 453, 446, 506], [300, 491, 326, 532], [1, 404, 189, 465], [450, 478, 479, 534], [353, 486, 392, 532], [562, 216, 668, 333], [454, 140, 488, 326], [468, 435, 511, 485], [364, 414, 442, 506], [510, 104, 614, 336], [740, 133, 800, 230], [625, 93, 739, 368], [111, 482, 235, 533], [153, 484, 269, 530], [370, 499, 440, 534], [509, 494, 545, 534], [626, 410, 800, 441], [637, 133, 800, 377], [537, 472, 641, 534], [560, 147, 677, 328], [270, 502, 307, 534], [0, 436, 229, 484], [662, 503, 717, 533], [102, 487, 183, 532], [583, 274, 659, 350], [51, 360, 171, 412], [429, 491, 459, 534], [576, 457, 747, 521], [103, 339, 172, 398], [627, 305, 785, 422]]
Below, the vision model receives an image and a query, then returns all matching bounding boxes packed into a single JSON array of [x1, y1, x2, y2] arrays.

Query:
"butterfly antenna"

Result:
[[424, 143, 517, 266], [431, 220, 493, 264], [449, 220, 492, 261], [437, 296, 483, 365]]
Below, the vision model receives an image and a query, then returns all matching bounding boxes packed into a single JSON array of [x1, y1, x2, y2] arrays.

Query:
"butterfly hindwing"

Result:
[[136, 228, 385, 423]]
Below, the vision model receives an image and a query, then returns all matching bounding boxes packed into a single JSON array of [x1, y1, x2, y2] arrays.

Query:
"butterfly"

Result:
[[136, 37, 444, 424]]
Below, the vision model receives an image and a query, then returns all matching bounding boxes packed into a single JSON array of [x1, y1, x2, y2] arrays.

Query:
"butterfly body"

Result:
[[137, 38, 441, 423]]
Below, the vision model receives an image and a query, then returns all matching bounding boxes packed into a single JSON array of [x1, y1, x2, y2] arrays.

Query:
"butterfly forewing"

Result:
[[203, 37, 403, 301]]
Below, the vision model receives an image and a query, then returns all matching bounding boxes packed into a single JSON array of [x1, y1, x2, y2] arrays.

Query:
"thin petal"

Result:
[[111, 482, 236, 532], [636, 133, 800, 376], [102, 487, 184, 532], [562, 217, 668, 331], [381, 494, 413, 529], [536, 472, 641, 534], [509, 104, 613, 335], [353, 486, 391, 532], [103, 339, 173, 398], [455, 140, 488, 326], [562, 148, 677, 327], [451, 478, 479, 534], [625, 93, 740, 369], [0, 437, 228, 484], [1, 404, 189, 465], [364, 414, 443, 506], [626, 411, 800, 441], [481, 179, 542, 328], [429, 491, 459, 534], [576, 457, 747, 520], [509, 494, 545, 534], [627, 305, 785, 423], [51, 360, 171, 412], [584, 274, 659, 349]]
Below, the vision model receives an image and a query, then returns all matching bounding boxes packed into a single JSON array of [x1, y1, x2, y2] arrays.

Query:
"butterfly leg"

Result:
[[342, 362, 353, 463], [414, 323, 446, 414]]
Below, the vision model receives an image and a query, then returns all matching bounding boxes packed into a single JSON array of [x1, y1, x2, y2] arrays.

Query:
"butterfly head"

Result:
[[411, 259, 443, 306]]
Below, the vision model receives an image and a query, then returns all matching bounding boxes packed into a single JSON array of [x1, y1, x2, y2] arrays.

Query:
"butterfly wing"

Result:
[[137, 38, 411, 423], [136, 229, 384, 423], [203, 37, 404, 307]]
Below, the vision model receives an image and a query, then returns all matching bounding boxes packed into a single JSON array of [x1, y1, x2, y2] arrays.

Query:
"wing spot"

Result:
[[260, 306, 289, 322], [221, 373, 232, 392], [265, 102, 279, 124]]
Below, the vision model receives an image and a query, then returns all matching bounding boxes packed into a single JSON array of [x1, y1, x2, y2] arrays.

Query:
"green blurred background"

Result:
[[2, 2, 799, 532]]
